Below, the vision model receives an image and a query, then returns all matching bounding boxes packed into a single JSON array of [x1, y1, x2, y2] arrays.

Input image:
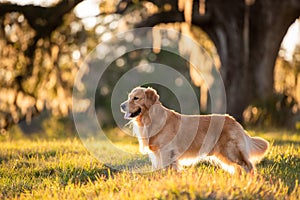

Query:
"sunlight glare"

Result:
[[74, 0, 101, 18], [281, 19, 300, 61], [0, 0, 60, 7]]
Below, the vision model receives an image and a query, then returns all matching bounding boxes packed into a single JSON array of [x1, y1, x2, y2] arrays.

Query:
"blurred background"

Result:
[[0, 0, 300, 139]]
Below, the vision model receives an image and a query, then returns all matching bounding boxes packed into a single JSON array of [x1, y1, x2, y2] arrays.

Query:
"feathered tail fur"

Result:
[[248, 136, 269, 163]]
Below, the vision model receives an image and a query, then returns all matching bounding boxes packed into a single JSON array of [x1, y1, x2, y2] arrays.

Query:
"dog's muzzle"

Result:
[[120, 102, 127, 112], [120, 101, 142, 119]]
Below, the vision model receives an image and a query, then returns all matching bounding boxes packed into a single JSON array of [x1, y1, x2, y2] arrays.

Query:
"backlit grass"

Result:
[[0, 129, 299, 199]]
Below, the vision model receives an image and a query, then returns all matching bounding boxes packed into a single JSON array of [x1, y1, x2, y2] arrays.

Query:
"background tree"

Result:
[[0, 0, 85, 129], [116, 0, 300, 122], [0, 0, 300, 132]]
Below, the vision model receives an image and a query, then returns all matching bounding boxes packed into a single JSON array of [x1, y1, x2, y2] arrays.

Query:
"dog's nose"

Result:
[[120, 102, 127, 111]]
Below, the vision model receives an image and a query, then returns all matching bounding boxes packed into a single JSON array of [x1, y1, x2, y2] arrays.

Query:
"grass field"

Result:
[[0, 129, 299, 199]]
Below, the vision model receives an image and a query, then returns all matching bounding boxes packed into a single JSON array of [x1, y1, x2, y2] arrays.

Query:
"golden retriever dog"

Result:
[[120, 87, 269, 174]]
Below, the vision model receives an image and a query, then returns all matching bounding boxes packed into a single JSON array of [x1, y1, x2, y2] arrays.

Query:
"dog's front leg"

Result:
[[149, 150, 162, 170], [159, 149, 182, 171], [149, 149, 182, 171], [169, 161, 182, 171]]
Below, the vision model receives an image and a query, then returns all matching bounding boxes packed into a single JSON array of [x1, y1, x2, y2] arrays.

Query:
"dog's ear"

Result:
[[148, 104, 167, 137], [145, 87, 159, 108]]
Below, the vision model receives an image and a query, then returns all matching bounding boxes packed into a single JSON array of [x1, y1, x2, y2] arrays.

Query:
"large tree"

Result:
[[117, 0, 300, 121]]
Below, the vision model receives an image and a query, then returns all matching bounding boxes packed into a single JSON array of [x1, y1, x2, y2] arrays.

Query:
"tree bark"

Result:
[[250, 0, 300, 99], [197, 0, 249, 122]]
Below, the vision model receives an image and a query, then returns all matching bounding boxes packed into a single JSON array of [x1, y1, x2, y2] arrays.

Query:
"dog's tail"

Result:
[[248, 136, 269, 163]]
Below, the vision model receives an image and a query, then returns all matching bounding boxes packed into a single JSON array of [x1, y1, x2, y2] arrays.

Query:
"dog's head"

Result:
[[120, 87, 159, 119]]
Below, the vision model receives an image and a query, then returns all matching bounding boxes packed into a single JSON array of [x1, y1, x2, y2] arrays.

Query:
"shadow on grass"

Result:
[[0, 150, 59, 164], [102, 157, 152, 173], [30, 165, 118, 186], [257, 155, 300, 193], [0, 165, 116, 198]]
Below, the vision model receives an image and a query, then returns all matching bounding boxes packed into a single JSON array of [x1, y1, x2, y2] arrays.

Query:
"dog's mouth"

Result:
[[124, 108, 142, 119]]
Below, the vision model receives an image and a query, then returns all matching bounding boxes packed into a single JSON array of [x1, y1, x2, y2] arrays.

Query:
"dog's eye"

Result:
[[133, 97, 139, 100]]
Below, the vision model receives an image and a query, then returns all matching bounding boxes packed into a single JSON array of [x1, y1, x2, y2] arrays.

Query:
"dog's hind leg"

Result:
[[239, 150, 256, 174], [227, 150, 255, 174], [214, 146, 255, 174]]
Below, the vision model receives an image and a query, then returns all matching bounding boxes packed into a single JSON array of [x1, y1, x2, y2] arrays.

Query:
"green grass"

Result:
[[0, 129, 299, 199]]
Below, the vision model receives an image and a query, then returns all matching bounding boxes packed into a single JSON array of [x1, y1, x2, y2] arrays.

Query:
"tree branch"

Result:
[[0, 0, 84, 36], [135, 11, 184, 27], [136, 10, 211, 28], [0, 0, 84, 80]]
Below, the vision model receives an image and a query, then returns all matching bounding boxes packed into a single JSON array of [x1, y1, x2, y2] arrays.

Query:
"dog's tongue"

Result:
[[124, 112, 131, 119]]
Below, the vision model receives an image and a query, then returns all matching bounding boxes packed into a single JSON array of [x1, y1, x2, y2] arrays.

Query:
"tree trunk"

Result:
[[201, 0, 250, 122], [201, 0, 300, 122], [250, 1, 300, 99]]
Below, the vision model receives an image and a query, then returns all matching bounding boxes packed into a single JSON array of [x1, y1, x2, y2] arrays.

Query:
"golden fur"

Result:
[[120, 87, 269, 174]]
